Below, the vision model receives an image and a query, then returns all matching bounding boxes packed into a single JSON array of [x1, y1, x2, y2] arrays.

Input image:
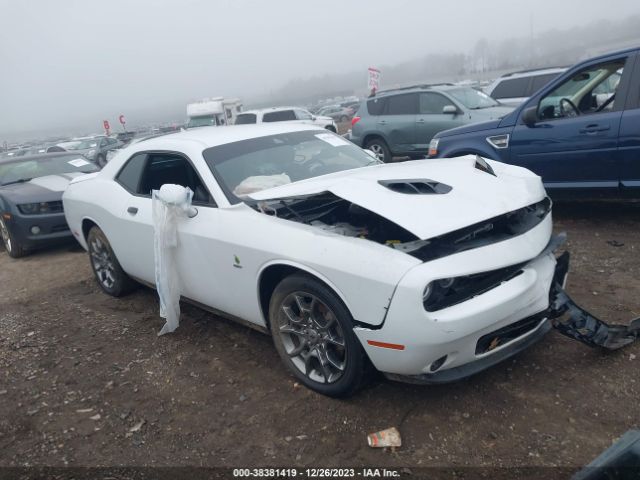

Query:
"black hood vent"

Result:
[[475, 155, 496, 177], [378, 179, 452, 195]]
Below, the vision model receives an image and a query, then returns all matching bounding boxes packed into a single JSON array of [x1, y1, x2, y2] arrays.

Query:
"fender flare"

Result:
[[256, 259, 355, 325]]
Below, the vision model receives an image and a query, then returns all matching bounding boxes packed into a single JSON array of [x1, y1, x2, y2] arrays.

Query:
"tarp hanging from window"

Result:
[[151, 184, 194, 335]]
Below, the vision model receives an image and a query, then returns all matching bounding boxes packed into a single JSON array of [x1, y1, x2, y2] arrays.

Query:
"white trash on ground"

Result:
[[367, 427, 401, 448], [152, 184, 195, 336]]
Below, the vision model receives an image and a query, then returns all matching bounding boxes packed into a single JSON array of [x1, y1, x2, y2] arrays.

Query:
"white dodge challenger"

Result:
[[62, 124, 636, 397]]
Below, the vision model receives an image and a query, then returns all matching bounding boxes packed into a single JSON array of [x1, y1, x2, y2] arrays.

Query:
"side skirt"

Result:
[[130, 276, 269, 335]]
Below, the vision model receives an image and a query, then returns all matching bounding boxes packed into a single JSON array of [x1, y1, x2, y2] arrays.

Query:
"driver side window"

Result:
[[538, 58, 626, 121]]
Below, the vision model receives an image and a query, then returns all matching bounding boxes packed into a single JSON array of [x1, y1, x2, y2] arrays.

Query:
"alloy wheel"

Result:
[[90, 236, 116, 289], [0, 218, 12, 253], [278, 292, 347, 384], [369, 144, 385, 162]]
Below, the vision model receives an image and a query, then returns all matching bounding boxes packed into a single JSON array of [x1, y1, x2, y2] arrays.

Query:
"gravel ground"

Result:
[[0, 200, 639, 475]]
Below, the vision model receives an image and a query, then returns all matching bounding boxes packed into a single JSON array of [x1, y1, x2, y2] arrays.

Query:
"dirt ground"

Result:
[[1, 200, 639, 475]]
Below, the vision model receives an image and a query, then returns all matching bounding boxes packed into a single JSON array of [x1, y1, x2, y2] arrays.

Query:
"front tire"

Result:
[[87, 226, 137, 296], [269, 273, 372, 397], [364, 138, 391, 163], [0, 217, 27, 258]]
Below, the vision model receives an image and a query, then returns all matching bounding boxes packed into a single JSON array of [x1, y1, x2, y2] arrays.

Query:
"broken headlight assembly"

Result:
[[423, 263, 525, 312]]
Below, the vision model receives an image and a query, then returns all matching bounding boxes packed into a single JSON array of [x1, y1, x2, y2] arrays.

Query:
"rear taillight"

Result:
[[351, 116, 361, 127]]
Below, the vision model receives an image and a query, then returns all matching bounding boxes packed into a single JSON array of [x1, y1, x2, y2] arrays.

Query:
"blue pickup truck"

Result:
[[429, 47, 640, 197]]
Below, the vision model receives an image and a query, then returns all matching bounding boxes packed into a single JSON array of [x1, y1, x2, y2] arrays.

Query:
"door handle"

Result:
[[377, 120, 387, 125], [416, 118, 425, 123], [127, 206, 138, 215], [579, 124, 611, 134]]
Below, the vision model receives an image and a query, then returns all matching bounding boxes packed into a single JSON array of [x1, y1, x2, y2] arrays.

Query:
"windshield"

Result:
[[0, 155, 98, 186], [203, 130, 381, 204], [65, 139, 99, 150], [188, 116, 217, 128], [448, 87, 500, 109]]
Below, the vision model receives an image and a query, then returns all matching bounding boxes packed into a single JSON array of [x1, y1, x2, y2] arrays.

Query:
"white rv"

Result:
[[186, 97, 243, 128]]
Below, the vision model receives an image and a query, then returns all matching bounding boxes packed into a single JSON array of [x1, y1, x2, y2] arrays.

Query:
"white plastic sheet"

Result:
[[152, 184, 194, 335], [233, 173, 291, 196]]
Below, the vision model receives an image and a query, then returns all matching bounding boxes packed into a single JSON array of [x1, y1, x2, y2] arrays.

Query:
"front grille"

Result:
[[47, 201, 64, 213], [409, 197, 552, 262], [475, 314, 545, 355], [51, 224, 70, 233], [424, 263, 525, 312]]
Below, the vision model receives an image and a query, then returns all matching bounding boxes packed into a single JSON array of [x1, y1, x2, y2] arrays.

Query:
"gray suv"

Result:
[[350, 84, 514, 162]]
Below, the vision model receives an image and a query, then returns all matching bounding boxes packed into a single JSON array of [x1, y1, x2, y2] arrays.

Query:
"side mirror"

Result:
[[311, 115, 316, 121], [521, 106, 538, 126], [442, 105, 457, 114]]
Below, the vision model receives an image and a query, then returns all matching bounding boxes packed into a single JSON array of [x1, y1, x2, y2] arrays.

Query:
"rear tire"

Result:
[[0, 218, 27, 258], [269, 273, 372, 398], [364, 138, 391, 163], [87, 226, 137, 296]]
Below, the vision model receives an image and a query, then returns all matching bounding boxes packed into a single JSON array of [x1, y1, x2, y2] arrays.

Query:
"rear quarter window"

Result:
[[491, 77, 531, 99], [235, 113, 257, 125], [367, 97, 387, 115]]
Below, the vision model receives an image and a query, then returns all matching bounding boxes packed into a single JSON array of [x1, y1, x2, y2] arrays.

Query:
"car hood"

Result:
[[247, 156, 546, 240], [0, 173, 85, 204], [469, 105, 514, 120], [67, 148, 91, 155], [436, 118, 503, 138]]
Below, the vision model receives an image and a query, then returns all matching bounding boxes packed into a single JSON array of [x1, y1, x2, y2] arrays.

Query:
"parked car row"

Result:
[[349, 84, 513, 162], [430, 46, 639, 197], [234, 107, 337, 132], [57, 136, 122, 167], [0, 152, 99, 257]]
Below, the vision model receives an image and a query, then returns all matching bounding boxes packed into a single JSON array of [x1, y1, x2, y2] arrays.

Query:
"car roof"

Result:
[[372, 83, 463, 97], [133, 123, 324, 150], [71, 136, 104, 141], [240, 106, 301, 115], [0, 152, 86, 164], [498, 66, 568, 79]]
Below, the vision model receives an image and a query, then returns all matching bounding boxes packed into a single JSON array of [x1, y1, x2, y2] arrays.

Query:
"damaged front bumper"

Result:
[[550, 251, 640, 350], [369, 234, 640, 385]]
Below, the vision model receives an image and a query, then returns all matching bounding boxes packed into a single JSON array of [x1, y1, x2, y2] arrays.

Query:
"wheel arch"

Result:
[[79, 216, 104, 250], [443, 144, 497, 159], [256, 260, 354, 329], [362, 133, 388, 148]]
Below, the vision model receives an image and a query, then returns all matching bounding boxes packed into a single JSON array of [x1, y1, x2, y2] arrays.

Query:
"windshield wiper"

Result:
[[1, 178, 32, 186]]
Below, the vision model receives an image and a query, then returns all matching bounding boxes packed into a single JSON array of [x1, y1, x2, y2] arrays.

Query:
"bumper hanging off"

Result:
[[549, 251, 640, 350]]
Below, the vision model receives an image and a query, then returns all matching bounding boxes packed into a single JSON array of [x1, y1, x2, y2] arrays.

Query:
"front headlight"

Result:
[[428, 138, 439, 157], [84, 149, 96, 159], [17, 202, 59, 215]]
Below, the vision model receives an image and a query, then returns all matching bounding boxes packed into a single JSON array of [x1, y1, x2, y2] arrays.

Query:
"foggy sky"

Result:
[[1, 0, 639, 140]]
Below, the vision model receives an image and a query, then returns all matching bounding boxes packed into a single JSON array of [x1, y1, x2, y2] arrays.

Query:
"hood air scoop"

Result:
[[378, 179, 452, 195]]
